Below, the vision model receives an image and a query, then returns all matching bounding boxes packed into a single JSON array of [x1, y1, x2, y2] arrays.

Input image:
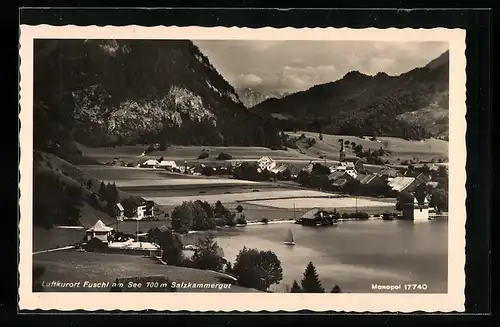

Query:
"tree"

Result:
[[295, 170, 310, 185], [157, 229, 183, 265], [225, 261, 233, 274], [330, 285, 342, 293], [86, 179, 93, 189], [429, 188, 448, 212], [290, 280, 302, 293], [190, 234, 225, 271], [300, 262, 324, 293], [311, 163, 330, 175], [99, 181, 107, 201], [396, 191, 414, 211], [233, 247, 283, 291], [235, 204, 244, 213]]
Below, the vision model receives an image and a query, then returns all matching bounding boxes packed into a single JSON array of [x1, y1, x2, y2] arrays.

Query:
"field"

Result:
[[246, 197, 396, 210], [147, 189, 337, 207], [33, 250, 259, 292], [78, 143, 314, 163], [287, 131, 449, 163]]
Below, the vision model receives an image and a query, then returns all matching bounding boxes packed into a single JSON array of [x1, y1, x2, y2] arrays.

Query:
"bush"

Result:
[[236, 217, 247, 225], [217, 152, 233, 160], [373, 214, 381, 217], [261, 218, 269, 224], [353, 211, 370, 219], [198, 152, 209, 159]]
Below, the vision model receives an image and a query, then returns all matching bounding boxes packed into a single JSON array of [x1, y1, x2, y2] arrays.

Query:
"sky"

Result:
[[193, 40, 448, 93]]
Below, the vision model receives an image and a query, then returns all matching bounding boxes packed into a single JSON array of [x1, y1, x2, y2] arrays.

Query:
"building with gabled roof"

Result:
[[86, 220, 114, 243], [257, 156, 277, 171]]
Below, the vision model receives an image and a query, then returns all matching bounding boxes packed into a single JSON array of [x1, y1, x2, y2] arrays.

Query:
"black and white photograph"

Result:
[[19, 25, 466, 312]]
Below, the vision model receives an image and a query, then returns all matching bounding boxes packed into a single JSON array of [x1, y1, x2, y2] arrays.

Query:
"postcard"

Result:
[[19, 25, 466, 312]]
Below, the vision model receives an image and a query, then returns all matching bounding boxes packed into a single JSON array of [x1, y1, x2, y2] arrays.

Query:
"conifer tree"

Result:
[[290, 280, 302, 293], [300, 262, 324, 293], [330, 284, 342, 293]]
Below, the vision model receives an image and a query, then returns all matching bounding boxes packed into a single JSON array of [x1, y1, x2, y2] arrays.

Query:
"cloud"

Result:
[[233, 73, 263, 88], [194, 40, 449, 93]]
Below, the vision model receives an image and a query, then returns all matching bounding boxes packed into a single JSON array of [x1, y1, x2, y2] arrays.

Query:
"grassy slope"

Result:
[[78, 143, 315, 164], [33, 152, 146, 251], [34, 250, 259, 292], [287, 131, 449, 163], [78, 130, 448, 166]]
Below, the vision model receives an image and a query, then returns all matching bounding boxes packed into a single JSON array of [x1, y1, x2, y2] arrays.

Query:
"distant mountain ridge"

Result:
[[250, 51, 449, 140], [236, 88, 290, 108], [33, 39, 284, 156]]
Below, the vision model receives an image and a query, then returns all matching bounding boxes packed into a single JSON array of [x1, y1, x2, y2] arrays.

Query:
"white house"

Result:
[[329, 161, 358, 179], [158, 160, 177, 170], [141, 159, 160, 168], [257, 156, 277, 171]]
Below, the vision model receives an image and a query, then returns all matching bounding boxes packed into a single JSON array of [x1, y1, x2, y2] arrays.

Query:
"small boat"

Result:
[[284, 228, 295, 245]]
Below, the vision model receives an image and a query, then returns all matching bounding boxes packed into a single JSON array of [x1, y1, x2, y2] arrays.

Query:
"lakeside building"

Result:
[[402, 196, 430, 221], [86, 220, 114, 243]]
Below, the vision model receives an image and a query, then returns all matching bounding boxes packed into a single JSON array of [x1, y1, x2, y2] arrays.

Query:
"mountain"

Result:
[[236, 88, 290, 108], [33, 39, 284, 158], [250, 51, 449, 140]]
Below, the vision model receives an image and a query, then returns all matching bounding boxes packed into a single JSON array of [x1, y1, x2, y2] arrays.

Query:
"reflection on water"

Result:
[[214, 219, 448, 293]]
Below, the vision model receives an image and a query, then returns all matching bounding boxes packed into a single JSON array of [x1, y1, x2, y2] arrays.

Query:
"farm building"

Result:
[[402, 196, 430, 221], [257, 156, 277, 171], [86, 220, 114, 243], [140, 159, 160, 168], [158, 160, 178, 170]]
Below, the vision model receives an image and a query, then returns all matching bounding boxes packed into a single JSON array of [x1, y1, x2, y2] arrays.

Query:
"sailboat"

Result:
[[284, 228, 295, 246]]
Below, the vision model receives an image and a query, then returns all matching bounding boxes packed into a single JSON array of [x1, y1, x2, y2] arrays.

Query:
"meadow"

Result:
[[287, 131, 449, 163], [33, 250, 259, 292]]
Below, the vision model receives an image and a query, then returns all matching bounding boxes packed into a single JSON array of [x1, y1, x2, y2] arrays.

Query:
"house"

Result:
[[86, 220, 114, 243], [328, 171, 353, 182], [377, 167, 402, 180], [346, 158, 364, 172], [158, 160, 177, 170], [301, 162, 315, 174], [387, 177, 417, 193], [115, 203, 125, 221], [270, 164, 288, 175], [329, 161, 358, 179], [287, 164, 300, 179], [257, 156, 277, 171], [140, 159, 160, 168], [402, 196, 430, 221], [355, 173, 387, 195], [300, 208, 336, 226]]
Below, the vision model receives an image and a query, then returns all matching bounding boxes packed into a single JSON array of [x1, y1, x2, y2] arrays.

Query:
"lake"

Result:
[[212, 219, 448, 293]]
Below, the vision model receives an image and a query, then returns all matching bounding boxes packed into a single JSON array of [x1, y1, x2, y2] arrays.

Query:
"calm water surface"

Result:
[[214, 219, 448, 293]]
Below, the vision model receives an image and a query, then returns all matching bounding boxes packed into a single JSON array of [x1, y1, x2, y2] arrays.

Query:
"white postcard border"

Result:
[[19, 25, 467, 312]]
